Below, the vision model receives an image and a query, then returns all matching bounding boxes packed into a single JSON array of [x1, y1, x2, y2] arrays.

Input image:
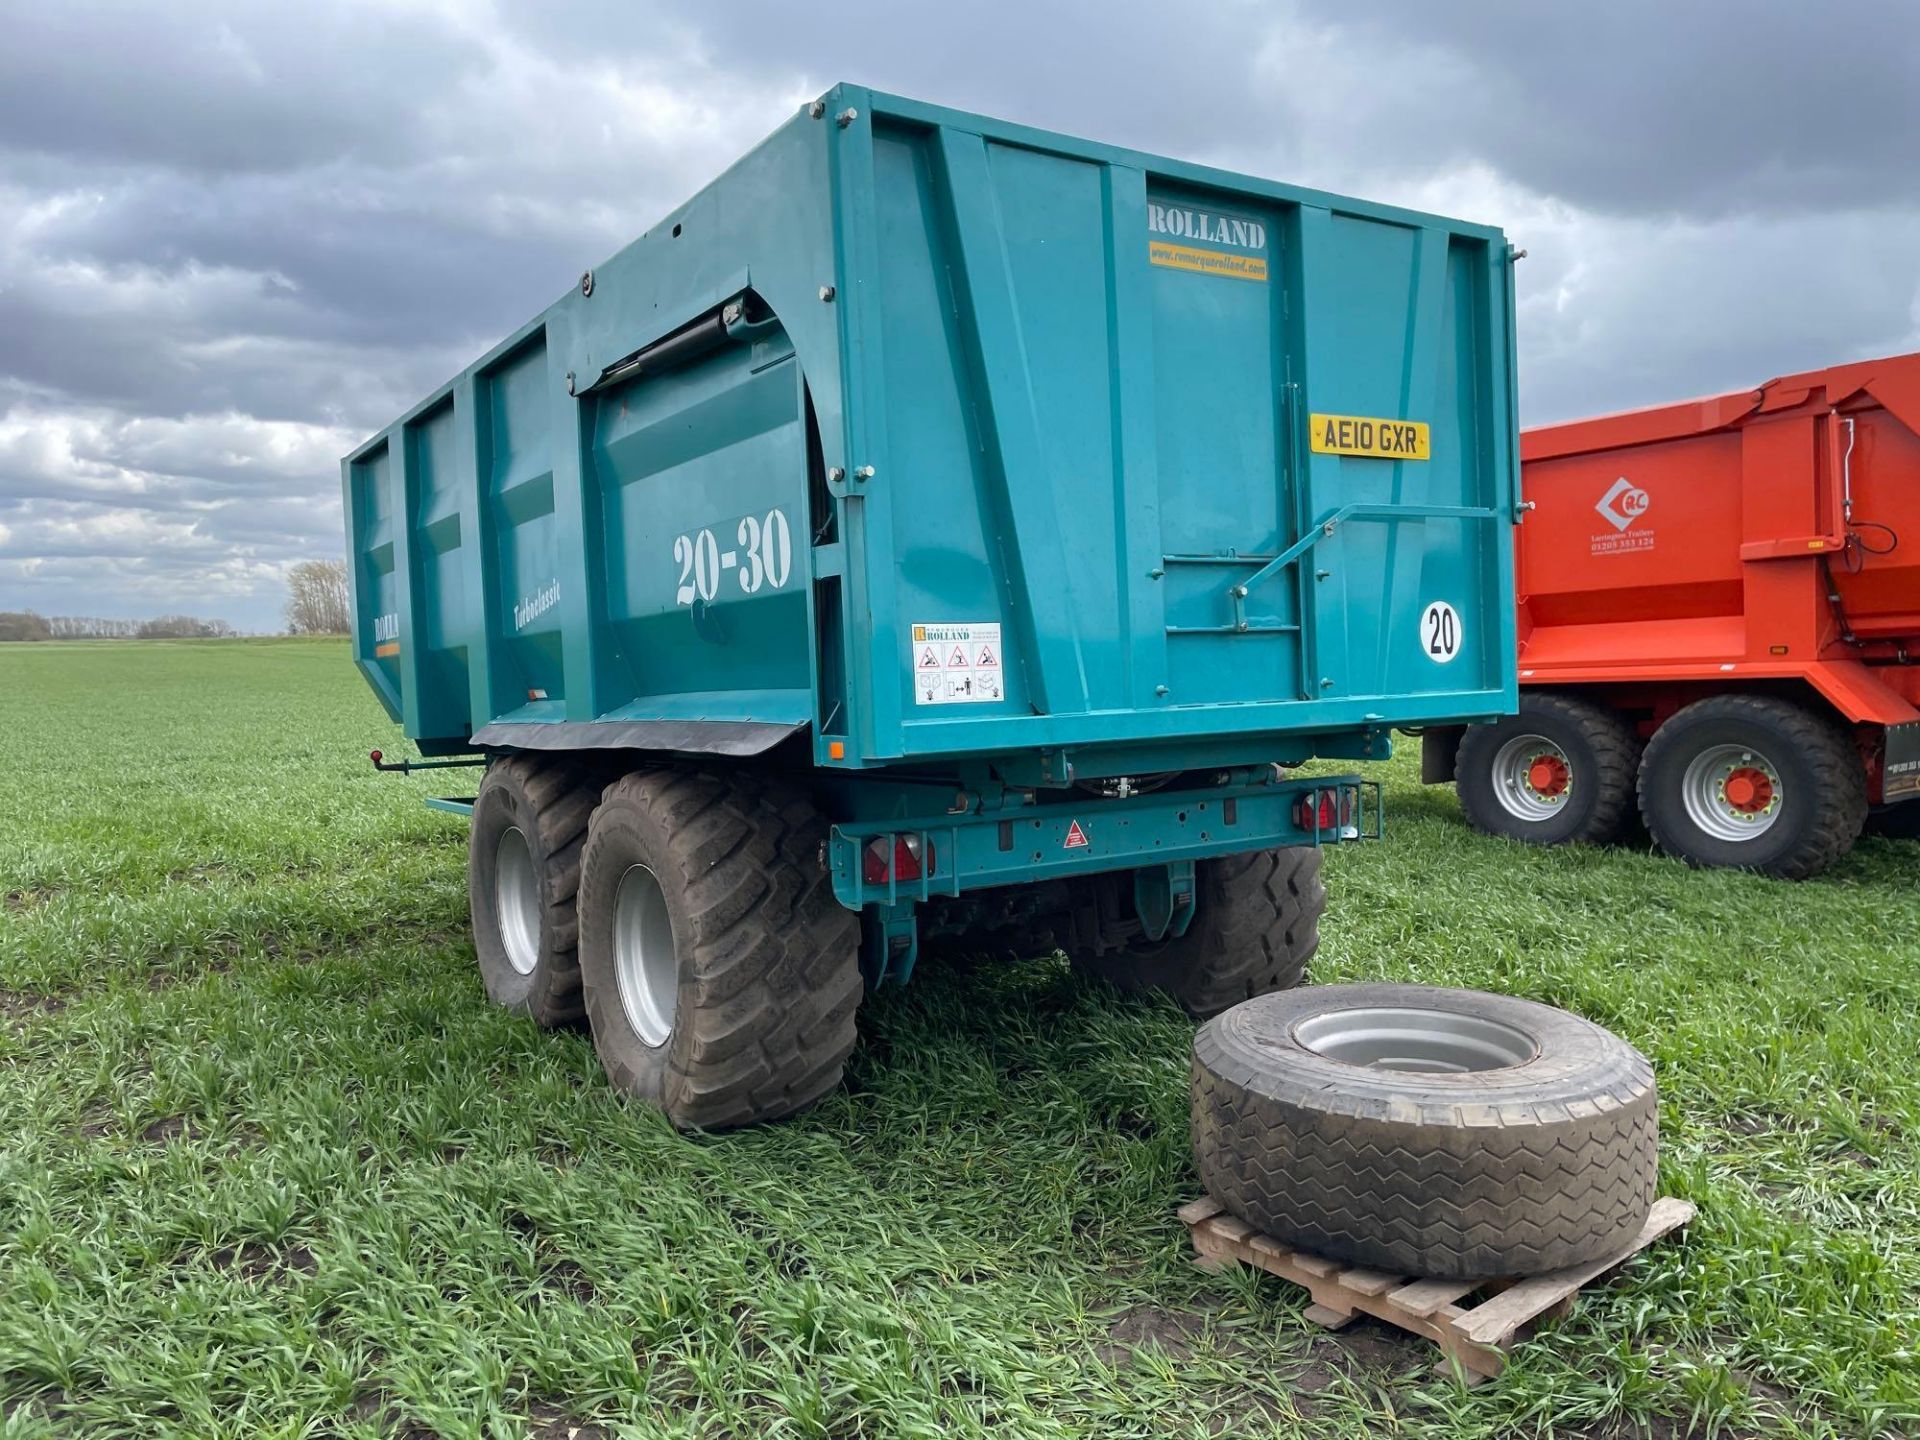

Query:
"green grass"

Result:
[[1, 639, 1917, 1439]]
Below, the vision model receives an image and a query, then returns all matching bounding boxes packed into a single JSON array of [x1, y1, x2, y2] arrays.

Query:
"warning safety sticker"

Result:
[[911, 622, 1003, 706]]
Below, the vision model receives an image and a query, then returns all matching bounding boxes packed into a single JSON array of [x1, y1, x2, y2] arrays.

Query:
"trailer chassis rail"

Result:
[[828, 772, 1380, 985]]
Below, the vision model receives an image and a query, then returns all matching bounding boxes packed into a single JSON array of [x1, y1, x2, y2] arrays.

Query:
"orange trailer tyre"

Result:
[[1456, 692, 1638, 846], [1636, 695, 1867, 879]]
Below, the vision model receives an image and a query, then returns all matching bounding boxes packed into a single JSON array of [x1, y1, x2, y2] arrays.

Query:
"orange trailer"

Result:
[[1425, 351, 1920, 877]]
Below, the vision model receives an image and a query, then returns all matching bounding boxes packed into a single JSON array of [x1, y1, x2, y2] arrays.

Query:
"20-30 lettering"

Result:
[[672, 508, 793, 606]]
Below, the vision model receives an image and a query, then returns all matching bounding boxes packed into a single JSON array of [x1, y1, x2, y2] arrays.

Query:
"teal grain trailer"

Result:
[[345, 85, 1522, 1128]]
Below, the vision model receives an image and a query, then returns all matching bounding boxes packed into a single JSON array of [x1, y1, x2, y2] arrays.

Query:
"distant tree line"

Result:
[[0, 612, 238, 641], [0, 558, 354, 642]]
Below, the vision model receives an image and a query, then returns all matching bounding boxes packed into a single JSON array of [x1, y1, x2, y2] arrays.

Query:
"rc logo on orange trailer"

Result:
[[1594, 478, 1650, 531], [1592, 477, 1655, 555]]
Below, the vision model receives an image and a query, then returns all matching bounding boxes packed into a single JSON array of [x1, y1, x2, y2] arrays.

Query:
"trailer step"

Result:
[[1177, 1194, 1695, 1385]]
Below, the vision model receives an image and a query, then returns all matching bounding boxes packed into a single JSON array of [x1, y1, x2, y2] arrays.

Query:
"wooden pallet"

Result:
[[1178, 1195, 1695, 1384]]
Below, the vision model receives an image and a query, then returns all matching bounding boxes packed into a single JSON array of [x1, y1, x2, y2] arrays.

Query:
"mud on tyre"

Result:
[[1192, 984, 1658, 1278], [576, 769, 862, 1130]]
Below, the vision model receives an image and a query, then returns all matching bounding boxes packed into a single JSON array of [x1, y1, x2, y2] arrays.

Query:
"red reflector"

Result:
[[1292, 790, 1342, 831], [862, 834, 929, 885]]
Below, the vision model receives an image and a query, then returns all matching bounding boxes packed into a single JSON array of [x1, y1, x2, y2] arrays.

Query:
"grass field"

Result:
[[1, 639, 1916, 1439]]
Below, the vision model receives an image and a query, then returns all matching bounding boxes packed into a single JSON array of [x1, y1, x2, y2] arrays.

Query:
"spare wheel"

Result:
[[1191, 984, 1657, 1278]]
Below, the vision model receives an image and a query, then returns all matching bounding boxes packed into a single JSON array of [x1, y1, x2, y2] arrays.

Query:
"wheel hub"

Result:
[[1680, 744, 1784, 842], [1491, 733, 1574, 822], [612, 864, 678, 1048], [1292, 1005, 1539, 1074], [1722, 766, 1773, 814], [494, 826, 541, 976], [1527, 754, 1571, 798]]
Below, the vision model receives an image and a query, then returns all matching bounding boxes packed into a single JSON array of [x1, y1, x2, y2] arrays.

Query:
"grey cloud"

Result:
[[0, 284, 452, 432], [1514, 207, 1920, 421], [0, 1, 1916, 630], [0, 2, 490, 174], [1278, 2, 1920, 217], [619, 1, 1920, 220], [631, 1, 1278, 167]]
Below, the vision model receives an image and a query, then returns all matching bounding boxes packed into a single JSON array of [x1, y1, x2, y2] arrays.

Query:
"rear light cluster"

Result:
[[862, 834, 932, 885], [1292, 788, 1356, 836]]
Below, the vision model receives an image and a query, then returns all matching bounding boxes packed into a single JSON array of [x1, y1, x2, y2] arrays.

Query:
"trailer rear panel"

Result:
[[347, 86, 1522, 779]]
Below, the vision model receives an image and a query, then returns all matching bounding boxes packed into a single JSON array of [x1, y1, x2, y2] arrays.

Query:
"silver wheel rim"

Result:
[[1490, 732, 1573, 823], [1681, 743, 1783, 842], [613, 864, 677, 1048], [1294, 1005, 1538, 1074], [494, 826, 541, 976]]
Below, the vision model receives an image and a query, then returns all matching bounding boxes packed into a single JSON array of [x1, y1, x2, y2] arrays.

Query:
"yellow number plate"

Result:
[[1310, 413, 1430, 461]]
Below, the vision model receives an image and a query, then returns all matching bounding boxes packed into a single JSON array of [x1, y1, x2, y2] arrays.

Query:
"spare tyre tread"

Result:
[[1192, 985, 1658, 1278]]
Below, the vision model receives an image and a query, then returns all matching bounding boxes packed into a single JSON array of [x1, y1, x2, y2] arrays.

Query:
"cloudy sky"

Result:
[[2, 2, 1916, 631]]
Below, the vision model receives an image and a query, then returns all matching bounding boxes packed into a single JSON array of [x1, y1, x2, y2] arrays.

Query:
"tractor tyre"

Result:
[[1637, 694, 1866, 879]]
